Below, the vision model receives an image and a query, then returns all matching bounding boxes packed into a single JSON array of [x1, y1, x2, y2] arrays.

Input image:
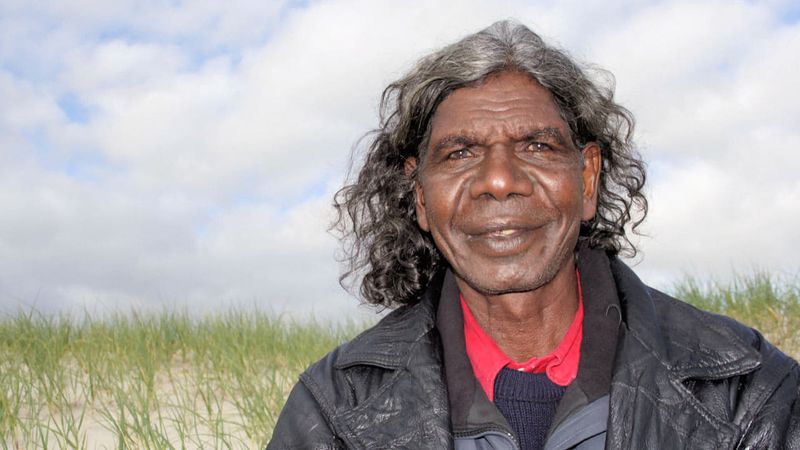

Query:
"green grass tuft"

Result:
[[671, 271, 800, 359], [0, 309, 368, 449]]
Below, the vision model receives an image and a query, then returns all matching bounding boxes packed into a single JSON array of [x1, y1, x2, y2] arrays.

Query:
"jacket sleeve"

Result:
[[735, 339, 800, 449], [266, 380, 343, 450], [787, 372, 800, 447]]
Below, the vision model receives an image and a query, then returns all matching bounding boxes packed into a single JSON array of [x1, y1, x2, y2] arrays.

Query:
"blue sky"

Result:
[[1, 0, 799, 318]]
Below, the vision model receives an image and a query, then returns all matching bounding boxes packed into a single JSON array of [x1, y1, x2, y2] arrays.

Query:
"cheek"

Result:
[[546, 172, 587, 217], [417, 182, 460, 242], [421, 193, 447, 231]]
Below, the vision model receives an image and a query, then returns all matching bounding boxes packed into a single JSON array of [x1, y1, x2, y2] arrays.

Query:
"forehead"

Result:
[[428, 71, 568, 144]]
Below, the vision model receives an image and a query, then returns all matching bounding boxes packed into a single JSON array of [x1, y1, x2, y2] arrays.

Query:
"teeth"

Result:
[[497, 229, 515, 236]]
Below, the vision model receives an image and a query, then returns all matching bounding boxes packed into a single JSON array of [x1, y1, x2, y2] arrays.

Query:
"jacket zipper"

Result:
[[453, 425, 520, 449]]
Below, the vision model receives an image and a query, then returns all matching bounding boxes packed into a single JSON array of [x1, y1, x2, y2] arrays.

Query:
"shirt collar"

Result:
[[461, 271, 584, 401]]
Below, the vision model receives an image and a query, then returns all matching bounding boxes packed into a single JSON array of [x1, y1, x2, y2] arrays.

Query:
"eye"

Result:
[[447, 148, 472, 160], [525, 142, 552, 152]]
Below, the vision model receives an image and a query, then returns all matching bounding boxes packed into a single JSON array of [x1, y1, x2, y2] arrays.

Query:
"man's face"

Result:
[[412, 71, 601, 296]]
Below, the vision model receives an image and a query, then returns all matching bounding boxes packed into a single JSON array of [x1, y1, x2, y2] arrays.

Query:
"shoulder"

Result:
[[646, 286, 760, 350], [608, 255, 796, 374], [647, 285, 797, 372], [299, 296, 441, 410], [269, 298, 446, 448], [606, 257, 799, 445], [305, 296, 438, 374], [273, 296, 451, 448]]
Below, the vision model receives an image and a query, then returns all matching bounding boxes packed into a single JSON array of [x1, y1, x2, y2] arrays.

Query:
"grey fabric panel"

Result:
[[573, 433, 605, 450], [544, 395, 609, 450], [454, 432, 517, 450]]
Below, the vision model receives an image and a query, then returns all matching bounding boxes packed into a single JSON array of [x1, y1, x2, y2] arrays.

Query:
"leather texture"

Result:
[[267, 254, 800, 449]]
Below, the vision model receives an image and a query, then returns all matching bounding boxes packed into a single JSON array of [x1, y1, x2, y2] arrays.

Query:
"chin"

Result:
[[457, 249, 576, 296], [461, 268, 554, 296]]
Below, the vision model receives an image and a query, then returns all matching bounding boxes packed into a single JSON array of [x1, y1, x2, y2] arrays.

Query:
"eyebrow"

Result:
[[430, 135, 479, 156], [430, 126, 570, 155], [521, 127, 569, 146]]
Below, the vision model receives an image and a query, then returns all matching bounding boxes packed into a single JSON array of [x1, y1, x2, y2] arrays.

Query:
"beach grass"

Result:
[[0, 310, 366, 449], [1, 271, 798, 449], [672, 271, 800, 358]]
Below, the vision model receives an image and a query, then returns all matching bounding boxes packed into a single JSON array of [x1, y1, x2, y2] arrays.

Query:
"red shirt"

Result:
[[462, 273, 584, 401]]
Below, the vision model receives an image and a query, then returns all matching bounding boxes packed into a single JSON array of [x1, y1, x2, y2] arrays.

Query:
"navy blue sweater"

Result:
[[494, 368, 566, 450]]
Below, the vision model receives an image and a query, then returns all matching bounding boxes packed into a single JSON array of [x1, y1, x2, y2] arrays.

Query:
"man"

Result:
[[268, 21, 799, 449]]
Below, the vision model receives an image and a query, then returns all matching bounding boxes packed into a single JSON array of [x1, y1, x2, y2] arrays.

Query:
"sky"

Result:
[[1, 0, 798, 320]]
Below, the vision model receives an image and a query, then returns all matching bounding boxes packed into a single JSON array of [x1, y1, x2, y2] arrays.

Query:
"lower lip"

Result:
[[467, 229, 536, 255]]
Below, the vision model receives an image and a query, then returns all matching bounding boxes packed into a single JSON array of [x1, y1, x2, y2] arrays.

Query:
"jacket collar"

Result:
[[334, 270, 444, 370]]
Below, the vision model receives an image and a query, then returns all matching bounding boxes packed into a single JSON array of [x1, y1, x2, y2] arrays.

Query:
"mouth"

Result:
[[462, 220, 543, 256], [485, 228, 526, 237], [465, 220, 541, 237]]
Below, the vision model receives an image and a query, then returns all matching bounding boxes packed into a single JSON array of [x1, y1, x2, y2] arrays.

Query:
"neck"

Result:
[[457, 258, 579, 362]]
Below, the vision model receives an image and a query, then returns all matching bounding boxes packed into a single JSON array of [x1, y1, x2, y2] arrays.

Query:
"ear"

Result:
[[580, 143, 602, 221], [405, 157, 430, 232]]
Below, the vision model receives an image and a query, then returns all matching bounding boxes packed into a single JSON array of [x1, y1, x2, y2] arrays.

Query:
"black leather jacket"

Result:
[[268, 252, 800, 449]]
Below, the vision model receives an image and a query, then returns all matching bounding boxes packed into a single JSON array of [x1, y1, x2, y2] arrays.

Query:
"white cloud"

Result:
[[1, 0, 798, 319], [579, 1, 800, 288], [0, 72, 61, 130]]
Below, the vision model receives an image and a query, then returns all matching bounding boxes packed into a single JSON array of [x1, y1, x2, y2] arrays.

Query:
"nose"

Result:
[[469, 146, 535, 200]]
